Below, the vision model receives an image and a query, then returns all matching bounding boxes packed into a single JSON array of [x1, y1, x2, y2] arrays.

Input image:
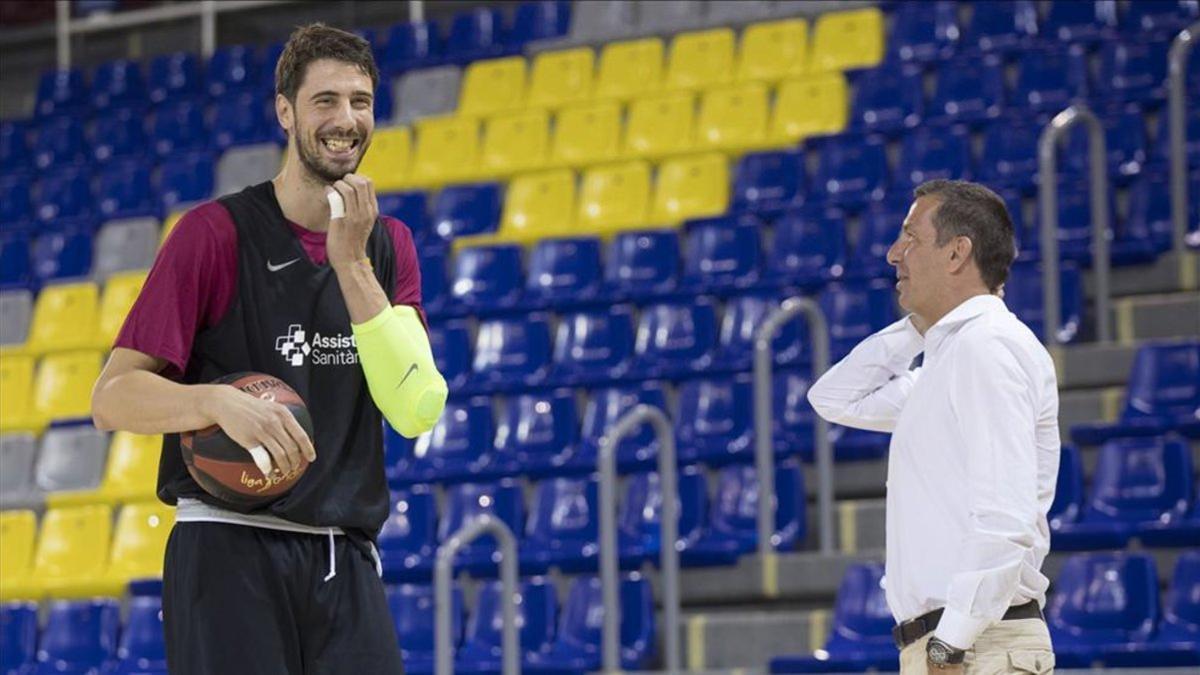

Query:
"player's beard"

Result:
[[293, 119, 370, 184]]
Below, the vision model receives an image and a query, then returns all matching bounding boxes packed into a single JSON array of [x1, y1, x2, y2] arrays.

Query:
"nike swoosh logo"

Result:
[[396, 364, 418, 389], [267, 258, 301, 272]]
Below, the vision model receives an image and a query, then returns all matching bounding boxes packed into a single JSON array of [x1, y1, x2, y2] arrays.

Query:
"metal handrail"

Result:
[[1169, 21, 1200, 253], [597, 405, 680, 674], [1037, 104, 1113, 345], [754, 297, 833, 557], [435, 515, 520, 675]]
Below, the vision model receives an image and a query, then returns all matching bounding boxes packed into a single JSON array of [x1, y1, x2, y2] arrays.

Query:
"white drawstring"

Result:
[[323, 530, 337, 582], [369, 542, 383, 578]]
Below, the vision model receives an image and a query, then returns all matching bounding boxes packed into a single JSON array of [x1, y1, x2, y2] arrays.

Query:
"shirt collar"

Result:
[[924, 294, 1006, 355]]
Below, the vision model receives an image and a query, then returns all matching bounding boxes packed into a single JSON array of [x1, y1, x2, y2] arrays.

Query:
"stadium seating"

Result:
[[148, 52, 201, 105], [394, 67, 462, 124], [35, 69, 86, 118], [524, 574, 656, 672], [1100, 552, 1200, 667], [0, 510, 37, 599], [521, 476, 604, 573], [456, 577, 558, 672], [603, 229, 680, 302], [403, 397, 494, 484], [716, 292, 808, 373], [551, 305, 635, 387], [387, 582, 464, 674], [1072, 341, 1200, 444], [595, 38, 665, 101], [450, 244, 523, 310], [577, 161, 651, 235], [524, 237, 604, 308], [618, 468, 708, 566], [110, 594, 167, 674], [685, 460, 806, 565], [378, 487, 438, 582], [0, 600, 37, 675], [623, 91, 697, 160], [676, 374, 754, 464], [0, 289, 33, 347], [34, 598, 121, 673], [579, 382, 668, 470], [1048, 552, 1159, 668], [665, 28, 735, 91], [410, 116, 481, 187], [357, 126, 412, 191], [680, 216, 762, 294], [731, 150, 804, 217], [550, 100, 622, 166], [90, 106, 148, 165], [849, 68, 924, 134], [492, 390, 580, 476], [649, 152, 729, 225], [767, 208, 848, 289], [459, 57, 526, 117], [478, 109, 550, 177], [471, 314, 552, 392], [437, 481, 524, 575], [809, 8, 885, 73], [632, 298, 717, 379], [90, 59, 144, 112], [527, 48, 593, 109], [737, 19, 808, 82], [25, 281, 99, 354]]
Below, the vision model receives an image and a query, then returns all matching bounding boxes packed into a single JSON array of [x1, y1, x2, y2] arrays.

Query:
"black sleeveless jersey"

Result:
[[157, 181, 398, 539]]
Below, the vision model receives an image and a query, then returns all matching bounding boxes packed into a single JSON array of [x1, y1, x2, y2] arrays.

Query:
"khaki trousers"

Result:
[[899, 619, 1055, 675]]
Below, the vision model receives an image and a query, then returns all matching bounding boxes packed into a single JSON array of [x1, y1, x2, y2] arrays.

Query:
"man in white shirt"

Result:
[[809, 180, 1060, 674]]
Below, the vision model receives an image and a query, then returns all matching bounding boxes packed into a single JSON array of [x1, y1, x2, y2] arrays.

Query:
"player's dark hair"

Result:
[[913, 179, 1017, 292], [275, 23, 379, 103]]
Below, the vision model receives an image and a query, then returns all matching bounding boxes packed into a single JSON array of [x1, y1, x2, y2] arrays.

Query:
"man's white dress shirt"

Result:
[[808, 294, 1060, 649]]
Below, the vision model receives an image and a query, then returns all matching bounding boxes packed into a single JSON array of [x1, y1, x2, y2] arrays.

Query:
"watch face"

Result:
[[928, 640, 950, 663]]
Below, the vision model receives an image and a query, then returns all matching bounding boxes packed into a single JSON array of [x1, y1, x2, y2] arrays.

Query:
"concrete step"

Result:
[[1086, 251, 1199, 299], [1113, 291, 1200, 343]]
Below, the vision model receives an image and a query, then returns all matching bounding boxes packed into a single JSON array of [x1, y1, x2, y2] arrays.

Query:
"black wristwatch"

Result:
[[926, 637, 966, 667]]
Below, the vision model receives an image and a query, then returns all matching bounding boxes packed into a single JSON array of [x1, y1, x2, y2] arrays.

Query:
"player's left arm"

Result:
[[328, 174, 448, 438]]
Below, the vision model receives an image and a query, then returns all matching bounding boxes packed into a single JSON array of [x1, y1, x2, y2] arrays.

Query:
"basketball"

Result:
[[180, 372, 314, 510]]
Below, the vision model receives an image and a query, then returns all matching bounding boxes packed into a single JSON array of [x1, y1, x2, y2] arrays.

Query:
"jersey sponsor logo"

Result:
[[267, 258, 301, 272], [274, 324, 358, 366]]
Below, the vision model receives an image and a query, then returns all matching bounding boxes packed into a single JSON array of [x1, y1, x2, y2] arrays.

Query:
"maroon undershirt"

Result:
[[114, 199, 425, 378]]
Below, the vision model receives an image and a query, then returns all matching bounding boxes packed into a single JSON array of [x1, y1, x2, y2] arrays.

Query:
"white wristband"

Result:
[[246, 445, 274, 478], [326, 189, 345, 220]]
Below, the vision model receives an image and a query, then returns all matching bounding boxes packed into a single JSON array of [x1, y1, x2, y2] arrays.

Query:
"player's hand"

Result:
[[327, 173, 378, 272], [200, 384, 316, 478]]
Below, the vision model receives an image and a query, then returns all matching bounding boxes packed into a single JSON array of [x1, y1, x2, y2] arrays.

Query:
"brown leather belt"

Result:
[[892, 600, 1044, 649]]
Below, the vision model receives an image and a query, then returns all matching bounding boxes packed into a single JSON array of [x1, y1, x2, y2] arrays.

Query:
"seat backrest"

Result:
[[813, 136, 887, 204], [0, 289, 34, 347], [736, 19, 808, 82], [821, 282, 896, 360], [479, 109, 550, 177], [93, 217, 159, 280], [148, 52, 200, 104], [388, 583, 464, 653], [1165, 551, 1200, 629], [472, 315, 553, 381], [36, 68, 86, 117], [33, 504, 113, 583], [1048, 444, 1085, 529], [159, 150, 215, 210], [624, 91, 696, 160], [0, 176, 32, 226], [378, 487, 437, 556], [827, 562, 894, 648], [682, 216, 761, 288], [0, 510, 37, 580], [215, 143, 282, 197], [212, 91, 268, 150], [428, 319, 471, 387], [439, 481, 524, 546], [97, 271, 148, 347], [895, 126, 972, 190], [1047, 552, 1159, 643], [37, 599, 121, 669], [1123, 342, 1200, 421], [100, 431, 160, 501], [675, 374, 753, 452], [1013, 46, 1088, 114], [810, 8, 884, 72], [639, 0, 706, 34], [570, 0, 637, 42], [32, 229, 93, 284], [450, 244, 523, 306], [712, 459, 806, 548], [151, 100, 208, 158], [378, 190, 429, 241], [962, 0, 1038, 52], [851, 198, 905, 273], [433, 183, 501, 241], [1043, 0, 1117, 42], [36, 424, 108, 493], [604, 229, 679, 294], [595, 38, 664, 100], [578, 161, 651, 234], [619, 467, 707, 546], [581, 382, 669, 454], [553, 305, 636, 377], [849, 68, 924, 133], [0, 601, 37, 672], [35, 167, 91, 223], [650, 152, 729, 224], [768, 208, 847, 280], [499, 169, 577, 240], [0, 354, 36, 430], [459, 57, 527, 117], [33, 351, 101, 424], [888, 1, 959, 63], [383, 20, 442, 73], [495, 389, 579, 460], [526, 236, 603, 301], [696, 83, 769, 150], [33, 115, 86, 171], [1005, 260, 1082, 343], [116, 595, 164, 665], [413, 397, 494, 466], [718, 292, 806, 366], [551, 100, 623, 167], [511, 0, 571, 46], [930, 56, 1005, 124], [0, 434, 38, 502], [1087, 436, 1193, 524], [446, 7, 506, 59], [528, 48, 594, 109], [395, 66, 462, 124], [206, 44, 260, 97], [89, 106, 147, 165], [468, 577, 558, 653], [557, 574, 655, 662], [526, 476, 598, 543], [411, 116, 480, 185], [357, 126, 412, 192], [634, 298, 717, 369], [107, 501, 175, 581], [731, 150, 804, 215], [665, 28, 735, 91]]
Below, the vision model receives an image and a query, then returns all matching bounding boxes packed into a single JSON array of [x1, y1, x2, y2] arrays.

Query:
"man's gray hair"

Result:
[[913, 179, 1017, 292]]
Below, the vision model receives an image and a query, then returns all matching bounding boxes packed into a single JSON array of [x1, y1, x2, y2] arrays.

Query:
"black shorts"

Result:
[[163, 521, 405, 675]]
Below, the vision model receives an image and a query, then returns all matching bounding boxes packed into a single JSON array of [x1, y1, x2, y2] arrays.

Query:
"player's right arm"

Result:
[[806, 315, 925, 433]]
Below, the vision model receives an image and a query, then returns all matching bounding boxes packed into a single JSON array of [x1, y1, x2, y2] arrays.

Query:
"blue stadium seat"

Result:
[[432, 183, 502, 242], [1127, 171, 1182, 252], [0, 602, 37, 675], [450, 244, 523, 311], [579, 382, 669, 471], [1024, 182, 1157, 266], [207, 45, 261, 98], [811, 135, 889, 207], [151, 100, 209, 158], [509, 1, 571, 48], [769, 562, 898, 673], [731, 150, 805, 218], [35, 168, 93, 228], [1105, 552, 1200, 666], [551, 305, 635, 387], [716, 292, 808, 373], [1005, 259, 1083, 343], [439, 481, 525, 575], [1012, 46, 1088, 115], [36, 68, 87, 117], [148, 52, 202, 105], [685, 460, 806, 567], [33, 116, 86, 171], [158, 151, 215, 211], [457, 577, 559, 673], [378, 191, 431, 242], [446, 8, 508, 63], [378, 487, 438, 582], [887, 1, 959, 63], [618, 467, 708, 567], [848, 197, 906, 280], [766, 208, 847, 288], [961, 0, 1039, 54], [0, 120, 31, 172], [96, 160, 156, 220], [35, 599, 120, 675], [374, 77, 395, 123], [90, 106, 147, 165], [676, 373, 755, 465], [1048, 443, 1086, 542], [1048, 552, 1159, 668], [0, 234, 31, 288], [90, 59, 145, 112], [928, 56, 1005, 126], [0, 175, 33, 230], [492, 389, 580, 477], [680, 216, 762, 295], [1043, 0, 1119, 44], [849, 69, 924, 134], [1122, 0, 1200, 38], [603, 230, 681, 303], [520, 476, 605, 573], [381, 21, 443, 74], [1061, 107, 1148, 185], [1072, 342, 1200, 445], [404, 397, 495, 484], [1150, 107, 1200, 171], [826, 425, 891, 463], [821, 281, 896, 361], [1095, 41, 1169, 105], [525, 574, 655, 673], [893, 126, 973, 192], [419, 247, 451, 317], [525, 237, 604, 309], [631, 298, 717, 379], [471, 314, 552, 392], [110, 595, 166, 675], [978, 118, 1043, 192], [772, 371, 818, 458], [213, 91, 269, 150], [387, 583, 464, 675]]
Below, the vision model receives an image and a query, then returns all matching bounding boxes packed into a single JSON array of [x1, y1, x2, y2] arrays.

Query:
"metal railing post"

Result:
[[1038, 104, 1113, 344], [597, 405, 680, 674], [435, 515, 520, 675], [1169, 21, 1199, 253], [55, 0, 70, 69], [409, 0, 426, 22], [754, 297, 833, 557]]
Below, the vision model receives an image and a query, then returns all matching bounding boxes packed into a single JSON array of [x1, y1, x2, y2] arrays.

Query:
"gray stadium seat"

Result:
[[393, 66, 461, 125], [638, 0, 708, 35], [773, 0, 875, 18], [215, 143, 282, 197], [0, 289, 32, 347], [706, 1, 776, 27], [0, 433, 40, 509], [92, 217, 159, 279], [569, 0, 638, 43], [35, 424, 109, 494]]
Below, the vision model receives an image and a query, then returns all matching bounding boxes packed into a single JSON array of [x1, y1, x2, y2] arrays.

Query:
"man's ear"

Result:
[[948, 235, 974, 274], [275, 94, 292, 136]]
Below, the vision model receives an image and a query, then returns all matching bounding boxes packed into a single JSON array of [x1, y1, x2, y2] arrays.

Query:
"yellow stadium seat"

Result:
[[356, 126, 412, 192], [651, 152, 730, 225], [623, 92, 696, 160], [550, 101, 622, 168], [96, 271, 147, 349], [459, 57, 527, 117], [811, 8, 885, 72], [769, 73, 849, 144], [737, 19, 809, 82], [25, 282, 100, 355], [24, 504, 113, 599], [0, 354, 38, 433], [410, 116, 480, 187], [32, 350, 101, 424], [696, 83, 770, 152], [95, 501, 175, 595], [577, 161, 651, 235], [665, 28, 735, 91], [478, 109, 550, 178], [595, 38, 664, 101], [527, 48, 594, 109], [50, 431, 161, 507], [459, 169, 577, 249], [160, 210, 184, 248], [0, 510, 37, 601]]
